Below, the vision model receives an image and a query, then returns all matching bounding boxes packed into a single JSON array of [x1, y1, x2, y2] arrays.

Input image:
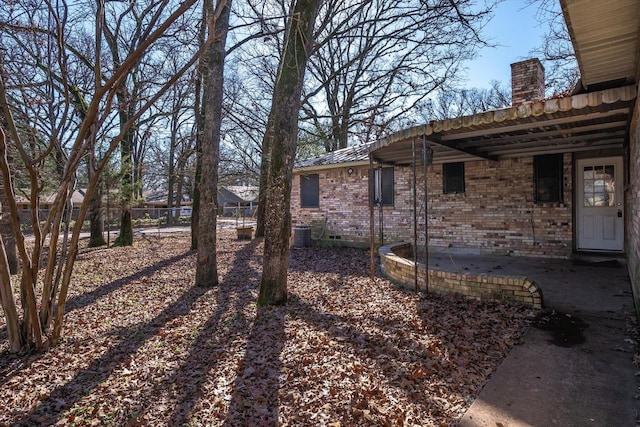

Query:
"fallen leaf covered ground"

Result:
[[0, 231, 533, 426]]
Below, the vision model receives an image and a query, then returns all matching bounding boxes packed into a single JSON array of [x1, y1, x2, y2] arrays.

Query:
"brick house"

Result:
[[293, 59, 634, 256], [291, 0, 640, 308]]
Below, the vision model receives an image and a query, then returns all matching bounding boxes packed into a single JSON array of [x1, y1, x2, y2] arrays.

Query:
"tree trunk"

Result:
[[88, 185, 106, 247], [175, 157, 186, 221], [167, 141, 176, 226], [0, 175, 18, 273], [191, 0, 207, 251], [87, 155, 106, 247], [115, 208, 133, 246], [0, 233, 21, 352], [114, 126, 135, 247], [191, 145, 201, 249], [0, 127, 22, 352], [254, 133, 270, 238], [258, 0, 321, 307], [0, 99, 18, 273], [195, 0, 231, 287]]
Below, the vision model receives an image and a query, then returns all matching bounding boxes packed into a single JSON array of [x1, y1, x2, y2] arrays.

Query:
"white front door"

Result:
[[576, 157, 624, 251]]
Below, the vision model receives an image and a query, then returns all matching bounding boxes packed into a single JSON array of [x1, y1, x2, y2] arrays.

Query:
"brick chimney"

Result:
[[510, 58, 545, 106]]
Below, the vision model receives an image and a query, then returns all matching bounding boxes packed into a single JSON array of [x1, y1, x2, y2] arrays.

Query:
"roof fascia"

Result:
[[293, 160, 371, 173]]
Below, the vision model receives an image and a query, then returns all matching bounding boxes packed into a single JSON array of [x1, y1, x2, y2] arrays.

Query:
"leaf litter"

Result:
[[0, 230, 533, 426]]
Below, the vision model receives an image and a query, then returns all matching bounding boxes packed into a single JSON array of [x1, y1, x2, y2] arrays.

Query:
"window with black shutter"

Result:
[[369, 167, 394, 206], [534, 154, 563, 203], [300, 174, 319, 208], [443, 162, 465, 194]]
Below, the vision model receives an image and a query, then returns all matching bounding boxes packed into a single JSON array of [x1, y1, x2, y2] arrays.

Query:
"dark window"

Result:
[[300, 174, 319, 208], [443, 162, 465, 194], [534, 154, 563, 203], [370, 167, 394, 206]]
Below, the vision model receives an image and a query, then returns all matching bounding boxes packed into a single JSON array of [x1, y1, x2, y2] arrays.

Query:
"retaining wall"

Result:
[[379, 242, 543, 309]]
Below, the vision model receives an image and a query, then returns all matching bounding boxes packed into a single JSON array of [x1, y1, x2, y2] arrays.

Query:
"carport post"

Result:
[[422, 137, 433, 293], [412, 138, 419, 292], [377, 161, 384, 246], [369, 154, 375, 281]]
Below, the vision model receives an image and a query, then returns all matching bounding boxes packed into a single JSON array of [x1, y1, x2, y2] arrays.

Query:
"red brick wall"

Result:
[[291, 166, 372, 243], [627, 95, 640, 319], [292, 153, 573, 258], [511, 59, 545, 106]]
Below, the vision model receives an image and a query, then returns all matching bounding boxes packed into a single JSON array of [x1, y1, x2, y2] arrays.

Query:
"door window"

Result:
[[583, 165, 615, 207]]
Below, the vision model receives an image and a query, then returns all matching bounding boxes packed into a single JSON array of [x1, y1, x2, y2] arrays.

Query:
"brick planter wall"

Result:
[[379, 242, 543, 309]]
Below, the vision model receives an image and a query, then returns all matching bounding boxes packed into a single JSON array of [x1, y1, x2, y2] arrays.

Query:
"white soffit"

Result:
[[561, 0, 640, 87]]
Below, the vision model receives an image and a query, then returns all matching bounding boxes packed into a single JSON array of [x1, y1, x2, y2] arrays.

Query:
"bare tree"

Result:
[[221, 0, 292, 238], [102, 2, 161, 246], [529, 0, 579, 95], [0, 0, 215, 352], [218, 67, 264, 186], [195, 0, 231, 288], [258, 0, 321, 306], [428, 80, 511, 119], [161, 75, 197, 225], [304, 0, 495, 151]]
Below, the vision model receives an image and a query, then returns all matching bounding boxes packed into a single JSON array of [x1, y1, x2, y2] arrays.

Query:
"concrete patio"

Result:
[[430, 252, 640, 426]]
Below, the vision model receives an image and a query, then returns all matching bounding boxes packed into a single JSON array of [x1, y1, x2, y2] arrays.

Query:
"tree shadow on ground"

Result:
[[285, 293, 448, 420], [224, 307, 285, 426], [119, 238, 266, 425], [3, 235, 523, 425], [0, 250, 194, 391], [12, 276, 210, 425], [65, 250, 194, 313]]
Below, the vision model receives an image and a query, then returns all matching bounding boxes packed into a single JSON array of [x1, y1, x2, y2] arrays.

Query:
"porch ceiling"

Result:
[[561, 0, 640, 89], [370, 85, 637, 165]]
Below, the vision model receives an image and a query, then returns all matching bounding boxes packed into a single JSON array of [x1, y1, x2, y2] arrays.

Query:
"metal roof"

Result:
[[369, 1, 640, 165], [561, 0, 640, 89], [223, 185, 259, 203], [370, 85, 636, 165], [15, 189, 87, 205], [294, 142, 372, 171]]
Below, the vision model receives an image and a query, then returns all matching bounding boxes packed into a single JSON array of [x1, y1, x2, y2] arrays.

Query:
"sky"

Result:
[[462, 1, 548, 90]]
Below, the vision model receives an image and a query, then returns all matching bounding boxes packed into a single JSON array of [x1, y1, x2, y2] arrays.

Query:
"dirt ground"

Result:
[[0, 231, 534, 426]]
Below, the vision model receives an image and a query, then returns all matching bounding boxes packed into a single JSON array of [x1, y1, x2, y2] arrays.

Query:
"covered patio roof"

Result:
[[561, 0, 639, 90], [370, 85, 636, 165]]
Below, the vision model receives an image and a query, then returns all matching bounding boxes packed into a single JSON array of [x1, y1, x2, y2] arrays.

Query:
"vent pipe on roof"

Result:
[[511, 58, 545, 106]]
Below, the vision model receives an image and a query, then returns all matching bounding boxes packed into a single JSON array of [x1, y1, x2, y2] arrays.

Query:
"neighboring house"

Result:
[[141, 186, 258, 218], [16, 189, 87, 223], [142, 191, 193, 209], [292, 1, 640, 308], [219, 186, 258, 217], [16, 189, 87, 209]]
